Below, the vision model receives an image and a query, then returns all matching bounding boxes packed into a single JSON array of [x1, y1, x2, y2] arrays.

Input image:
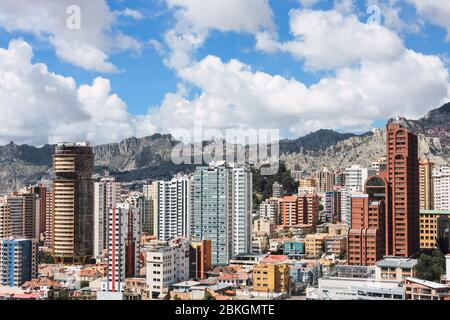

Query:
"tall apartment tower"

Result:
[[298, 193, 320, 226], [432, 165, 450, 211], [231, 167, 253, 257], [44, 191, 54, 248], [52, 142, 94, 264], [143, 182, 158, 237], [104, 203, 140, 293], [419, 159, 434, 210], [348, 176, 388, 265], [386, 122, 419, 257], [0, 238, 38, 287], [341, 165, 375, 228], [192, 162, 252, 266], [281, 195, 298, 227], [94, 175, 122, 260], [154, 176, 191, 241], [0, 202, 11, 238], [6, 192, 38, 240], [30, 185, 48, 240]]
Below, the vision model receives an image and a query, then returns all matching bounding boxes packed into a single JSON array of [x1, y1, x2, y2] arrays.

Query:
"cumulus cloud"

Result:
[[408, 0, 450, 40], [117, 8, 144, 20], [148, 51, 449, 137], [163, 0, 274, 71], [256, 9, 405, 71], [0, 0, 141, 72], [0, 39, 149, 145]]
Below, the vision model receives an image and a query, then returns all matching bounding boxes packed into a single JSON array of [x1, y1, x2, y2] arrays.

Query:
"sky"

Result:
[[0, 0, 449, 146]]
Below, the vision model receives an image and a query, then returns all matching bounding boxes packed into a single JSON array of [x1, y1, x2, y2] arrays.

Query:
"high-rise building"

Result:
[[0, 202, 11, 238], [231, 167, 252, 257], [324, 191, 341, 222], [143, 182, 158, 237], [272, 181, 283, 198], [298, 179, 317, 194], [189, 240, 212, 280], [298, 193, 320, 226], [281, 195, 298, 227], [44, 191, 54, 248], [419, 159, 434, 211], [386, 122, 419, 257], [192, 162, 252, 266], [154, 176, 191, 241], [52, 142, 94, 264], [146, 238, 189, 299], [0, 238, 38, 287], [371, 156, 387, 175], [104, 203, 140, 293], [6, 192, 38, 240], [348, 176, 388, 266], [433, 165, 450, 211], [259, 198, 280, 224], [30, 185, 48, 240], [94, 175, 122, 260], [419, 210, 450, 253], [341, 165, 375, 228], [314, 169, 334, 193]]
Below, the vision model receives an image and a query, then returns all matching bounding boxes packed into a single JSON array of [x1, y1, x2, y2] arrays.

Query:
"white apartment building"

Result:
[[94, 176, 122, 260], [341, 165, 375, 228], [146, 238, 189, 299], [433, 165, 450, 210], [154, 176, 191, 241], [259, 198, 279, 224], [232, 167, 252, 257], [104, 203, 140, 293]]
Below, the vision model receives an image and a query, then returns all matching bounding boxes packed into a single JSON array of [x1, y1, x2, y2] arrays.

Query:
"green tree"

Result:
[[80, 281, 90, 289], [415, 249, 445, 282]]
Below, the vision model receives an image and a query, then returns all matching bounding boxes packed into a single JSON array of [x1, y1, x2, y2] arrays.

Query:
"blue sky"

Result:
[[0, 0, 449, 145]]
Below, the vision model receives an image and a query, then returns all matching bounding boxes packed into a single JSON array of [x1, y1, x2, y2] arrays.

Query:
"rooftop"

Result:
[[405, 277, 448, 290], [376, 257, 418, 269]]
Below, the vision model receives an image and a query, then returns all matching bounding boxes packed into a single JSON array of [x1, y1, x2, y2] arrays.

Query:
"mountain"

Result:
[[0, 103, 449, 192]]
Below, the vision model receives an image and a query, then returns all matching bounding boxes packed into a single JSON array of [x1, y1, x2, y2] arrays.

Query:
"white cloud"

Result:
[[117, 8, 144, 20], [165, 0, 273, 33], [147, 50, 449, 137], [257, 9, 405, 71], [408, 0, 450, 40], [0, 39, 150, 145], [0, 0, 141, 72], [163, 0, 274, 71]]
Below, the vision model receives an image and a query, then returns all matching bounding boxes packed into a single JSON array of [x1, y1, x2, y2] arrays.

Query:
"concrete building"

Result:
[[192, 163, 252, 266], [419, 210, 450, 252], [52, 142, 94, 264], [341, 165, 375, 228], [404, 277, 449, 300], [283, 241, 305, 255], [6, 192, 38, 240], [433, 165, 450, 211], [189, 240, 212, 280], [375, 257, 417, 281], [44, 191, 54, 248], [305, 234, 327, 258], [142, 183, 157, 236], [419, 159, 434, 211], [259, 198, 279, 225], [307, 276, 405, 300], [280, 195, 298, 227], [298, 179, 317, 194], [94, 175, 122, 260], [325, 236, 347, 256], [298, 193, 320, 226], [104, 203, 140, 294], [0, 202, 11, 239], [252, 218, 272, 236], [253, 263, 290, 294], [146, 238, 189, 299], [0, 238, 38, 287], [154, 176, 191, 241], [386, 122, 420, 257], [324, 191, 341, 222], [272, 182, 283, 198]]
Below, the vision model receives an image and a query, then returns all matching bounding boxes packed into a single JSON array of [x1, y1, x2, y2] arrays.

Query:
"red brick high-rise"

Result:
[[348, 176, 387, 265], [386, 122, 420, 257]]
